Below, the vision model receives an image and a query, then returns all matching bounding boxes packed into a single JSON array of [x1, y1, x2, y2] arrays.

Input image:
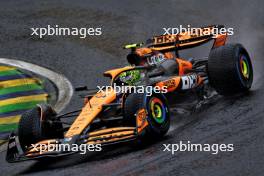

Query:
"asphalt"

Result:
[[0, 0, 263, 175]]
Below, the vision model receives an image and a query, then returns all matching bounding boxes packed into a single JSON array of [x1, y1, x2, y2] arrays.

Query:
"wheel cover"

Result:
[[149, 97, 166, 124], [240, 55, 250, 79]]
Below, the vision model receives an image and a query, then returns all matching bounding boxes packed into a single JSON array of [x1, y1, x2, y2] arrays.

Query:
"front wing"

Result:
[[6, 127, 140, 163]]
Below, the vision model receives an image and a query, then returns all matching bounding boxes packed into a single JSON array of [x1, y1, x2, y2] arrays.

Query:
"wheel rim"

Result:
[[240, 55, 250, 79], [149, 97, 166, 124]]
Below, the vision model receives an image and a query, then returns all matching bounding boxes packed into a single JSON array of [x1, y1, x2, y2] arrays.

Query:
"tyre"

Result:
[[18, 104, 63, 150], [123, 92, 170, 141], [208, 43, 253, 95]]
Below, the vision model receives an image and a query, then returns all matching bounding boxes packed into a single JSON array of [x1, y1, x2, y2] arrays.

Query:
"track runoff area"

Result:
[[0, 65, 48, 144], [0, 59, 73, 146]]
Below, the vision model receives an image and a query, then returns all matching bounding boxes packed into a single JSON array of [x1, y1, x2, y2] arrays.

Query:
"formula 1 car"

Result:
[[6, 25, 253, 162]]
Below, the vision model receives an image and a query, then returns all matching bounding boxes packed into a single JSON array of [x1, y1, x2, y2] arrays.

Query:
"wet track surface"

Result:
[[0, 0, 264, 175]]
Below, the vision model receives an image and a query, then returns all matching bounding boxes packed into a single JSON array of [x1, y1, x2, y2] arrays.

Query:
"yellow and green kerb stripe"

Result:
[[0, 66, 48, 144]]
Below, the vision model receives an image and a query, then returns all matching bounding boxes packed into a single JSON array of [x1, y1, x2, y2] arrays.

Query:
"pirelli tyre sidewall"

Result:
[[208, 43, 253, 95], [144, 93, 170, 138], [124, 92, 170, 141]]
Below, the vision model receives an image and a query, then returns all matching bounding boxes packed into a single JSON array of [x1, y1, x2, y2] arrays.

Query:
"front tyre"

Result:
[[123, 92, 170, 141], [18, 104, 63, 151]]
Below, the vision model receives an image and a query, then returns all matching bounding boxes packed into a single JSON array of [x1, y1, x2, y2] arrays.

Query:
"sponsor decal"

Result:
[[181, 75, 198, 90]]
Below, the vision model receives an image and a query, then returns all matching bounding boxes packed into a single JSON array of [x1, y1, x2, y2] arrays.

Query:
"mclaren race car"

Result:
[[6, 25, 253, 162]]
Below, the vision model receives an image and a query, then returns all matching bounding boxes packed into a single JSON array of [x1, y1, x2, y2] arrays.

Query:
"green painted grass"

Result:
[[0, 123, 18, 133], [0, 84, 43, 95], [0, 100, 46, 114], [0, 69, 22, 76]]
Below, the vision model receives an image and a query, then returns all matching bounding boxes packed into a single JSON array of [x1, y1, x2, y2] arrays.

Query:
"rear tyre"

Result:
[[18, 104, 63, 150], [123, 92, 170, 142], [208, 43, 253, 95]]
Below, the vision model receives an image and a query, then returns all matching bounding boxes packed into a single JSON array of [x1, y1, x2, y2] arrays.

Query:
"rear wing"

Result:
[[146, 25, 227, 52]]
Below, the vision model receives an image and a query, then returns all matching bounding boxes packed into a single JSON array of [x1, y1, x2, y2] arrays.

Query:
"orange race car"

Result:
[[6, 25, 253, 162]]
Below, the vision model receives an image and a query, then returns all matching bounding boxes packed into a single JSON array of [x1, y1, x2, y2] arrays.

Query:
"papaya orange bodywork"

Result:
[[136, 109, 148, 133], [213, 33, 227, 48], [156, 77, 181, 92], [65, 88, 116, 137], [104, 66, 134, 80], [86, 127, 136, 144], [176, 58, 193, 75], [135, 48, 153, 57]]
